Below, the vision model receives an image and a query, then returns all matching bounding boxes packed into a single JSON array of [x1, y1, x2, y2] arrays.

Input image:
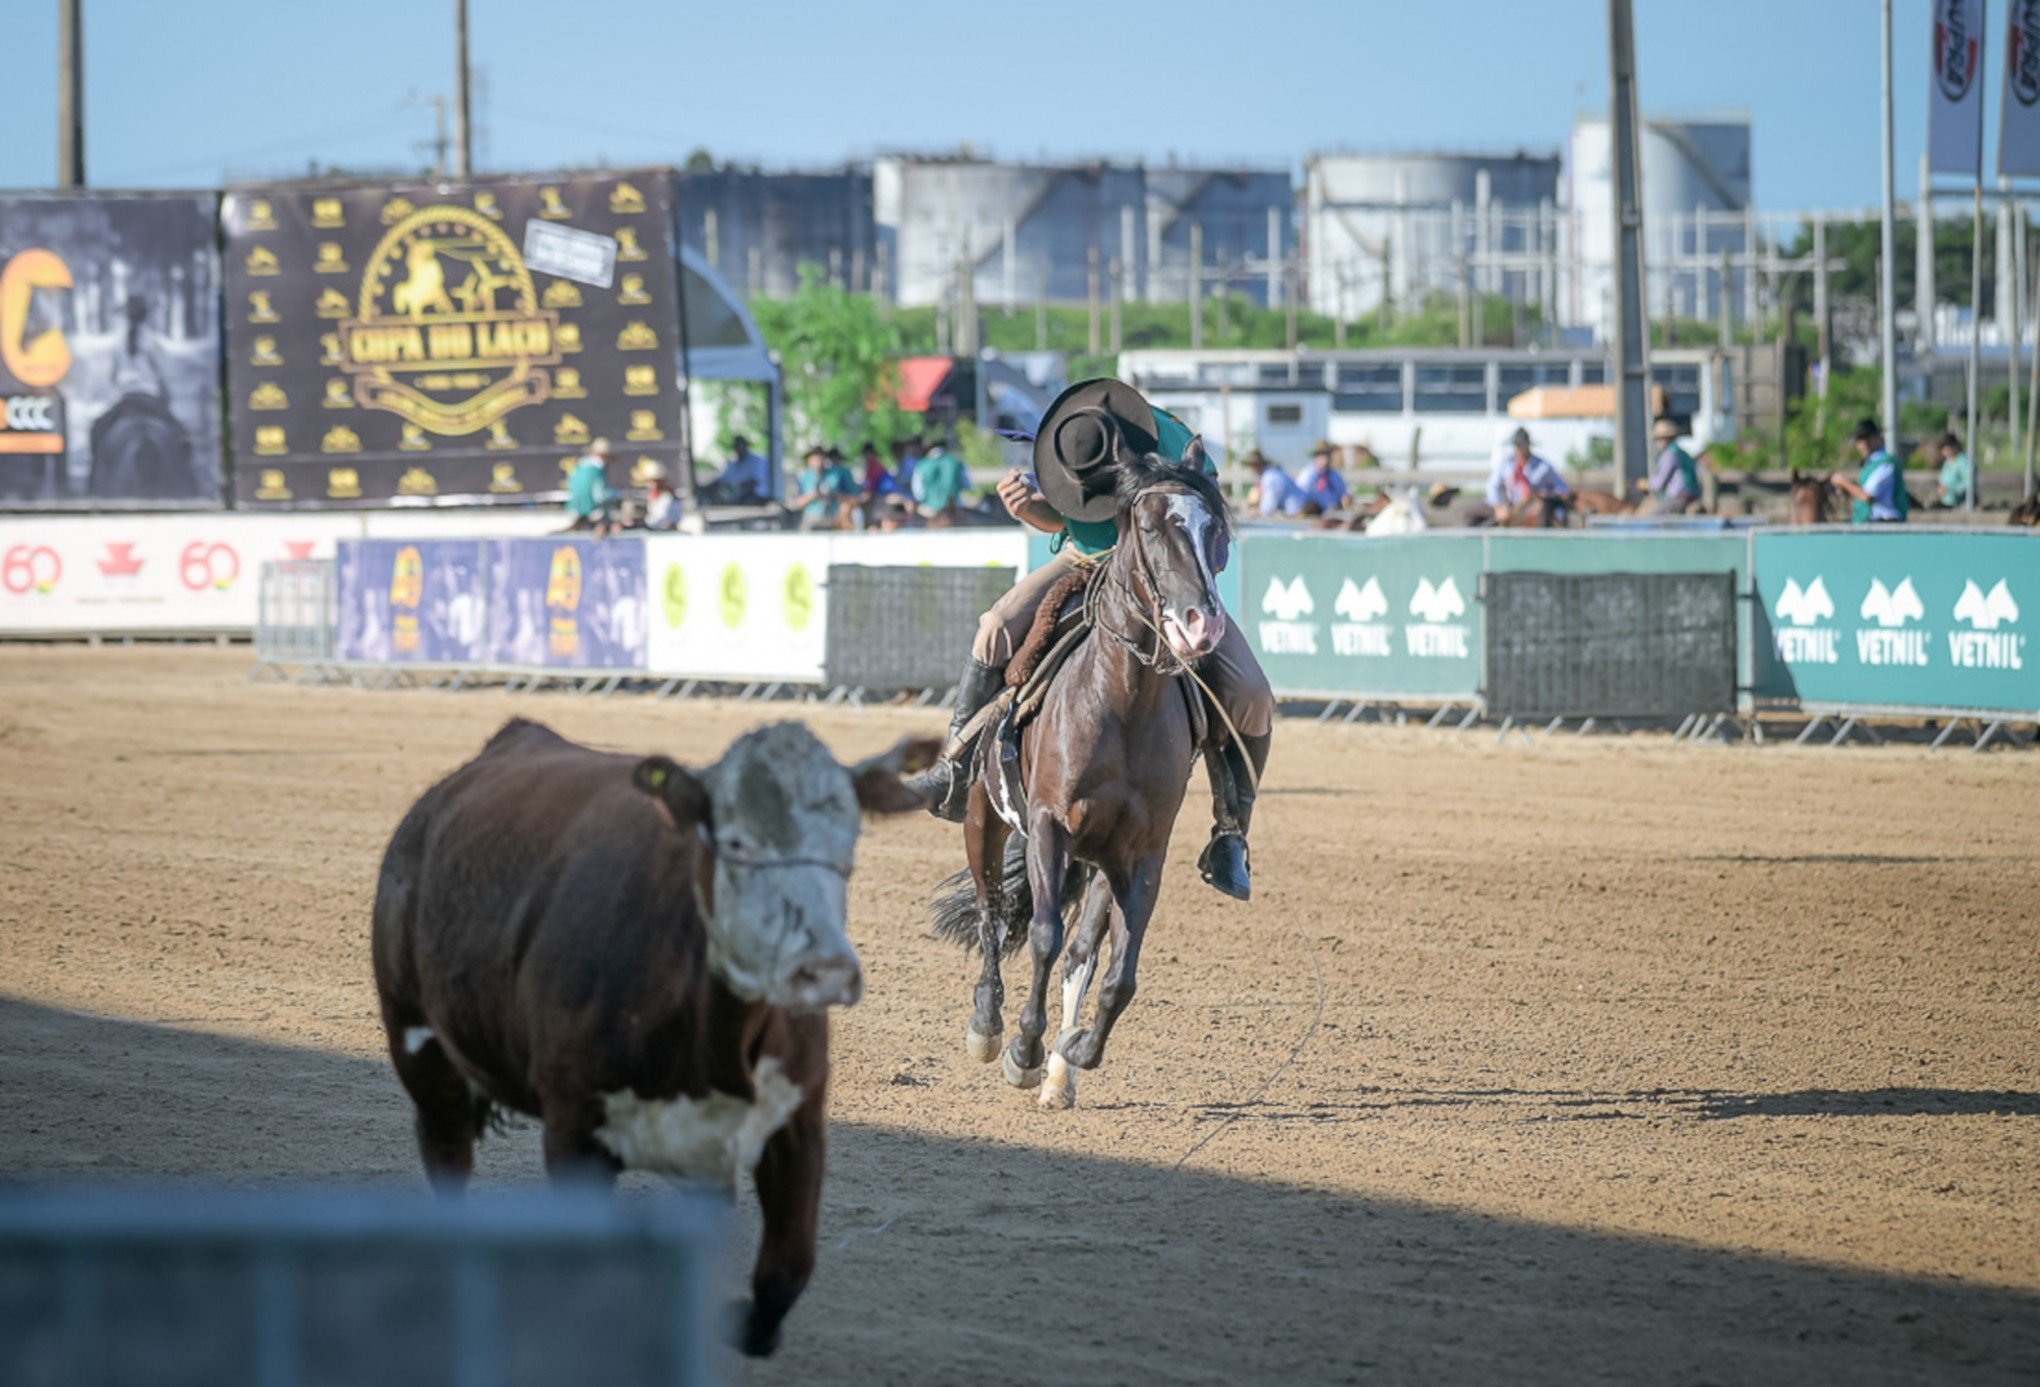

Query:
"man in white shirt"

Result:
[[1484, 427, 1571, 524], [642, 461, 681, 530]]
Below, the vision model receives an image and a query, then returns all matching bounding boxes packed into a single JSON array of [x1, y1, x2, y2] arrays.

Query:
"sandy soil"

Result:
[[1, 646, 2036, 1384]]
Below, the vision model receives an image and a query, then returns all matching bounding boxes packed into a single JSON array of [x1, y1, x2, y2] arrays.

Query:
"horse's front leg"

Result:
[[1005, 812, 1070, 1089], [963, 780, 1011, 1063], [1041, 872, 1108, 1110], [1058, 851, 1163, 1072]]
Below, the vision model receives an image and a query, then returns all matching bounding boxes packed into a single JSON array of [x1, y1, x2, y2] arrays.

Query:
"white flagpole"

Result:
[[1968, 12, 1986, 511], [1883, 0, 1902, 448]]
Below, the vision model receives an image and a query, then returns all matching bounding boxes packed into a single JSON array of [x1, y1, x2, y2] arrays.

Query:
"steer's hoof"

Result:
[[966, 1024, 1002, 1064], [1039, 1053, 1077, 1110], [1003, 1048, 1044, 1089]]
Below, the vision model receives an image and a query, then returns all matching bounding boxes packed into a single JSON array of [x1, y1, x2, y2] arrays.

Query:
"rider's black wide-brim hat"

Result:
[[1033, 378, 1160, 523]]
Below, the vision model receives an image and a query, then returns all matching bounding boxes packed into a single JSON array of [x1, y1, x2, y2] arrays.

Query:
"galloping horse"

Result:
[[931, 452, 1235, 1110]]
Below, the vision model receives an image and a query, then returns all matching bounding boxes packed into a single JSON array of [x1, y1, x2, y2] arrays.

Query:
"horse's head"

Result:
[[1788, 469, 1832, 525], [1112, 445, 1233, 663]]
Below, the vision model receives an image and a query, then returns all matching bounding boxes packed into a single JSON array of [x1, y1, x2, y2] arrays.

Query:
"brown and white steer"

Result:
[[371, 717, 934, 1356]]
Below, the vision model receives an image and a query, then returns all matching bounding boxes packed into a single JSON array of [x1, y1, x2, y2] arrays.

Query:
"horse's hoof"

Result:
[[1039, 1054, 1076, 1110], [966, 1024, 1002, 1064], [1003, 1049, 1044, 1089]]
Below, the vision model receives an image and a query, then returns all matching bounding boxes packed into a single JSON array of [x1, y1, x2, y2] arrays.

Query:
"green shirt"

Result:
[[566, 456, 609, 518], [915, 449, 968, 513], [1052, 410, 1216, 557], [797, 464, 856, 522], [1939, 452, 1973, 505]]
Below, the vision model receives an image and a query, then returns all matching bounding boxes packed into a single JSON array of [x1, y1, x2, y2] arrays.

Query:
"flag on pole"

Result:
[[2002, 1, 2040, 173], [1930, 0, 1988, 176]]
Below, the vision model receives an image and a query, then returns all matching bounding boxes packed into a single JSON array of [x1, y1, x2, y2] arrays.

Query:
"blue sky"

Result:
[[0, 2, 1995, 207]]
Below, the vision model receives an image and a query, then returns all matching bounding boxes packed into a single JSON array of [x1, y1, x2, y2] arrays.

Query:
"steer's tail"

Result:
[[930, 838, 1089, 959]]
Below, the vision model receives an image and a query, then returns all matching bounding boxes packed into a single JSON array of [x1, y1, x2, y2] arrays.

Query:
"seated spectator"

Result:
[[642, 461, 681, 530], [1647, 417, 1701, 513], [893, 437, 924, 496], [1484, 426, 1571, 524], [791, 445, 856, 531], [1294, 441, 1351, 514], [565, 437, 616, 536], [1934, 431, 1973, 508], [701, 434, 773, 504], [1244, 449, 1301, 517], [913, 434, 970, 526]]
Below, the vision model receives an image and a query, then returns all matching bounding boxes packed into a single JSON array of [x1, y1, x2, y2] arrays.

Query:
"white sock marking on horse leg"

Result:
[[1061, 954, 1096, 1038], [1042, 953, 1095, 1109], [402, 1026, 436, 1055]]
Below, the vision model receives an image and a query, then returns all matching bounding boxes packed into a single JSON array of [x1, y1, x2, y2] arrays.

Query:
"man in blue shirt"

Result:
[[1648, 418, 1701, 512], [704, 434, 774, 504], [1293, 442, 1350, 515], [1830, 417, 1909, 524], [1484, 427, 1572, 523], [1245, 450, 1301, 516]]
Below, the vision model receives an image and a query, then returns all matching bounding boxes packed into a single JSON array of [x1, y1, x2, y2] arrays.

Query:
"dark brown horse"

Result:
[[931, 454, 1242, 1110], [1788, 470, 1836, 524]]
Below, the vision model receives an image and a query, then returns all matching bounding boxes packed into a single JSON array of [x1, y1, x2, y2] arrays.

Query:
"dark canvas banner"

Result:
[[335, 538, 489, 663], [486, 537, 647, 669], [222, 172, 682, 507], [0, 193, 224, 506]]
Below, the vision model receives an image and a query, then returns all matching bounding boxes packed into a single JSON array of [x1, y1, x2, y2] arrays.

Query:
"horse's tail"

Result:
[[930, 837, 1090, 959]]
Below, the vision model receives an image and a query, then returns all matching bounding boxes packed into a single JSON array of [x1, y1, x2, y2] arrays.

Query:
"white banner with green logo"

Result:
[[645, 535, 831, 681]]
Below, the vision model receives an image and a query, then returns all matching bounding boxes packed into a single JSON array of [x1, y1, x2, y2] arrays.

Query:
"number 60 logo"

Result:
[[2, 544, 61, 595], [180, 541, 240, 592]]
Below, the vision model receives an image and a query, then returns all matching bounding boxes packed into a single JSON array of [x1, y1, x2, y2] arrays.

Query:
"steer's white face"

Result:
[[698, 723, 867, 1010]]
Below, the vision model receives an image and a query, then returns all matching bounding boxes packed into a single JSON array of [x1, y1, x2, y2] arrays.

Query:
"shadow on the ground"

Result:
[[2, 996, 2034, 1386]]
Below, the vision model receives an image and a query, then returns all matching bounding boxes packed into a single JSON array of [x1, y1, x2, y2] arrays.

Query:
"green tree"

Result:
[[749, 266, 922, 453]]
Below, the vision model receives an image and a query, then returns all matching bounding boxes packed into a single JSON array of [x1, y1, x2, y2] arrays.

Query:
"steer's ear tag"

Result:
[[634, 754, 708, 827]]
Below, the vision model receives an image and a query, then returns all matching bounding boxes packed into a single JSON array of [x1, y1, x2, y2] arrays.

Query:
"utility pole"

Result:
[[1108, 256, 1123, 353], [1609, 0, 1651, 495], [1814, 215, 1832, 434], [1188, 225, 1204, 351], [1881, 0, 1902, 451], [58, 0, 84, 187], [1086, 246, 1101, 356], [454, 0, 473, 176]]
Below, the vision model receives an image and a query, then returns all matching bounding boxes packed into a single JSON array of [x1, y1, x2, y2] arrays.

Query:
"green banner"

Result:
[[1753, 530, 2039, 714], [1238, 533, 1483, 698]]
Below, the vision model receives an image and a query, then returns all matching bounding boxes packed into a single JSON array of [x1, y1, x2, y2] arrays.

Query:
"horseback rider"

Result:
[[911, 379, 1274, 900]]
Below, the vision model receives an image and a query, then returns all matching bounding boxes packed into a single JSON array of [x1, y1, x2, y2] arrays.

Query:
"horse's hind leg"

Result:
[[1006, 817, 1072, 1089], [1058, 852, 1164, 1072], [964, 783, 1011, 1064], [1042, 873, 1109, 1110]]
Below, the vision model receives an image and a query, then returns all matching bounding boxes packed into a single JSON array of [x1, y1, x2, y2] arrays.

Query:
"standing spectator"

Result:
[[565, 437, 615, 535], [913, 434, 971, 526], [1830, 417, 1909, 524], [642, 461, 681, 530], [1483, 426, 1571, 524], [1244, 449, 1301, 516], [704, 433, 773, 504], [790, 445, 856, 530], [856, 441, 912, 528], [1648, 417, 1701, 513], [1934, 431, 1974, 508], [1293, 441, 1351, 516], [893, 437, 924, 496]]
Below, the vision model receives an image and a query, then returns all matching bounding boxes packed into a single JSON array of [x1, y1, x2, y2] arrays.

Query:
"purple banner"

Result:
[[335, 539, 489, 663], [486, 537, 647, 669]]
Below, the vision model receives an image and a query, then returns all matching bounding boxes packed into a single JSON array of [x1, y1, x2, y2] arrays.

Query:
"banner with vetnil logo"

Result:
[[1931, 0, 1988, 176], [2001, 1, 2040, 174]]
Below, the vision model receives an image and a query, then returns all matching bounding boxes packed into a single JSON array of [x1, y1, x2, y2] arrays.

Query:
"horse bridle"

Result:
[[1085, 485, 1215, 678]]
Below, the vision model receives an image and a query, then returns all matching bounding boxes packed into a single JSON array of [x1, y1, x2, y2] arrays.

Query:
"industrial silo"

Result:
[[1145, 167, 1294, 305], [674, 167, 876, 300]]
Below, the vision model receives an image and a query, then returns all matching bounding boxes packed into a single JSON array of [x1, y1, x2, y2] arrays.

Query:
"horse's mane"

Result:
[[1110, 453, 1235, 549]]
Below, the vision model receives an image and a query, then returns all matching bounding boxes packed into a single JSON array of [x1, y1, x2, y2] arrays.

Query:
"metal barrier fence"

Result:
[[0, 1187, 725, 1387], [1484, 572, 1736, 721], [254, 560, 335, 670], [824, 565, 1015, 694]]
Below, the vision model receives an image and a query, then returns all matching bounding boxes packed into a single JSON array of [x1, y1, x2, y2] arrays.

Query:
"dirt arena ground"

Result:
[[2, 646, 2036, 1384]]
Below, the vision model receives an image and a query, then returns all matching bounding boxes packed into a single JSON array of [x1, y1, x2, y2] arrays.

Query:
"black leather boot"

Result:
[[909, 658, 1006, 822], [1197, 730, 1267, 900]]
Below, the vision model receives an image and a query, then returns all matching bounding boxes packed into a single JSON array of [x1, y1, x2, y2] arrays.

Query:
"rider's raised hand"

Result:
[[997, 469, 1036, 518]]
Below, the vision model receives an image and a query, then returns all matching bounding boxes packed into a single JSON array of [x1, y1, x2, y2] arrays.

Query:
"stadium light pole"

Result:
[[454, 0, 473, 177], [1608, 0, 1650, 496], [58, 0, 84, 187], [1880, 0, 1900, 448]]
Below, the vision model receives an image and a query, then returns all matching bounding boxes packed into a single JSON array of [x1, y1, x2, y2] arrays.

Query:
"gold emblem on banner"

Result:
[[474, 191, 502, 220], [630, 455, 661, 485], [397, 466, 437, 496], [618, 321, 657, 350], [538, 186, 570, 220], [626, 409, 663, 442], [618, 273, 651, 305], [252, 335, 283, 366], [615, 227, 647, 261], [322, 424, 361, 453], [255, 426, 287, 456], [250, 382, 289, 411], [316, 287, 349, 318], [554, 366, 586, 398], [541, 279, 583, 308], [623, 364, 656, 396], [390, 546, 424, 607], [554, 413, 590, 445], [315, 241, 349, 274], [380, 197, 415, 225], [489, 461, 523, 493], [398, 422, 432, 451], [323, 378, 352, 409], [558, 455, 579, 478], [327, 467, 362, 498], [340, 205, 560, 438], [246, 245, 280, 276], [557, 323, 582, 353], [609, 181, 646, 215], [246, 200, 277, 231], [248, 290, 279, 323], [312, 198, 346, 228], [320, 332, 344, 365], [255, 468, 292, 501]]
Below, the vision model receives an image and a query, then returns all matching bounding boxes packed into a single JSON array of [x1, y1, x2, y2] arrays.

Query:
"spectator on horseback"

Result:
[[565, 437, 616, 536], [1245, 449, 1301, 516], [1648, 417, 1701, 513], [1293, 441, 1351, 516], [1485, 426, 1571, 524], [1829, 417, 1909, 524], [913, 435, 971, 526], [908, 380, 1275, 899]]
